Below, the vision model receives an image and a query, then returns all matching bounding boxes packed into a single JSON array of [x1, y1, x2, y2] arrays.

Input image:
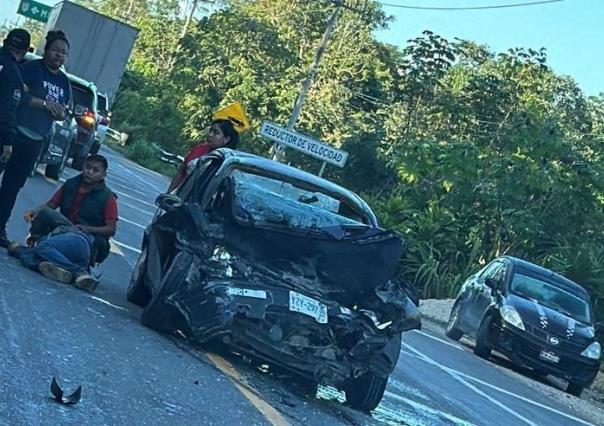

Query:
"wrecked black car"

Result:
[[127, 149, 420, 411], [446, 256, 601, 397]]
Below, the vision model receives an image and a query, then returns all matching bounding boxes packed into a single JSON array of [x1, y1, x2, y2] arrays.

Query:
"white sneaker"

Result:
[[74, 274, 99, 292], [39, 262, 73, 284]]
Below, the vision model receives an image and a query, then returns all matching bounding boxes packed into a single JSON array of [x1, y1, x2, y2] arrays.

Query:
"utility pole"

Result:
[[125, 0, 136, 21], [167, 0, 215, 74], [181, 0, 201, 39], [272, 1, 343, 163]]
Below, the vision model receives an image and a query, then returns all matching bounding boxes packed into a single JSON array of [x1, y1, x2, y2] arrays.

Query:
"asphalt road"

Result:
[[0, 147, 599, 426]]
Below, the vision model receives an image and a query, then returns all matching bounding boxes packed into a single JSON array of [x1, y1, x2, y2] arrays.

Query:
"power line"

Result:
[[377, 0, 564, 11]]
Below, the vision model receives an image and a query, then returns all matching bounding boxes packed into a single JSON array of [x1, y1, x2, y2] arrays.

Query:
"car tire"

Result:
[[141, 251, 192, 332], [71, 154, 86, 171], [45, 153, 68, 180], [127, 248, 152, 307], [345, 372, 388, 413], [446, 302, 463, 341], [89, 141, 101, 155], [473, 315, 493, 359], [567, 382, 584, 397]]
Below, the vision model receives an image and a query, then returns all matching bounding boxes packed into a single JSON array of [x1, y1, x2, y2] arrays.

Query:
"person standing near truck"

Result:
[[0, 29, 30, 174], [0, 30, 71, 247]]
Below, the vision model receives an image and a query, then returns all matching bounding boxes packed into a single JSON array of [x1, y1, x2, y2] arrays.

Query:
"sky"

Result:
[[1, 0, 602, 96], [374, 0, 603, 96]]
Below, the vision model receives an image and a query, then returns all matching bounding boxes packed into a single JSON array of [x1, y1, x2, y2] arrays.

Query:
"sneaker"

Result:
[[74, 274, 99, 292], [7, 241, 24, 258], [39, 261, 73, 284], [0, 229, 9, 249]]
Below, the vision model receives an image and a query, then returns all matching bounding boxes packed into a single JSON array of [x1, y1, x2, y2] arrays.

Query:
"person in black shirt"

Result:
[[0, 29, 30, 171], [0, 30, 71, 248]]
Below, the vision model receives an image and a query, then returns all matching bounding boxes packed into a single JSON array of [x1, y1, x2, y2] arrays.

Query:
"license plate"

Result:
[[539, 350, 560, 363], [289, 291, 328, 324], [226, 287, 267, 299]]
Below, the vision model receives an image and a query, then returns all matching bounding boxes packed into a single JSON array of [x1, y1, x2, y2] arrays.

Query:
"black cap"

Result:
[[4, 28, 31, 51]]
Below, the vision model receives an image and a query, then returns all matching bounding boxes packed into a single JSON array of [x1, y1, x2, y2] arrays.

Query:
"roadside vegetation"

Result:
[[78, 0, 604, 324]]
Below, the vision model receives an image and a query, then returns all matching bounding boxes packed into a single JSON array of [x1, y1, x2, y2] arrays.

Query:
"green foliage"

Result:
[[87, 0, 604, 319]]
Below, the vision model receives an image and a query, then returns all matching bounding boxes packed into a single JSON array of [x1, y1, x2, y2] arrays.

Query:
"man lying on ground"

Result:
[[6, 154, 118, 291]]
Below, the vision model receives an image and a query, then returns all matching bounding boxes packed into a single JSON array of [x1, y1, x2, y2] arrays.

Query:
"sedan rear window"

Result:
[[231, 170, 367, 231], [511, 274, 592, 323]]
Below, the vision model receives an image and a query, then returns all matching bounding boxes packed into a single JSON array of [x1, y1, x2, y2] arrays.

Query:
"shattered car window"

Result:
[[230, 170, 366, 230]]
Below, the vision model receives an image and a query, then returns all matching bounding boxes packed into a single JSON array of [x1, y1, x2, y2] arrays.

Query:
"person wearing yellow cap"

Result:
[[167, 119, 240, 192]]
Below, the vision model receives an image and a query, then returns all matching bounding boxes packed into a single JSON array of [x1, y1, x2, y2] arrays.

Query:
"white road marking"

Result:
[[88, 296, 127, 312], [104, 177, 150, 198], [448, 368, 594, 426], [119, 199, 155, 216], [119, 216, 147, 229], [404, 343, 538, 425], [113, 163, 166, 193], [59, 177, 156, 212], [114, 189, 156, 208], [412, 329, 464, 351], [402, 342, 592, 426], [384, 391, 476, 426], [112, 239, 142, 254]]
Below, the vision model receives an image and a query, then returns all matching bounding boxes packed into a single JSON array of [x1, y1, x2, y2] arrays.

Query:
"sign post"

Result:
[[260, 121, 348, 170], [17, 0, 52, 23]]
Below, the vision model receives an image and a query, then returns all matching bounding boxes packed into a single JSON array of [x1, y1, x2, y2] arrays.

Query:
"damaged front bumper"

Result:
[[162, 262, 420, 386]]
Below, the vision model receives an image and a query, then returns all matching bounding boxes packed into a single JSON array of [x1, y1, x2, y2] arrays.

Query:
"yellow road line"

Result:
[[206, 353, 291, 426]]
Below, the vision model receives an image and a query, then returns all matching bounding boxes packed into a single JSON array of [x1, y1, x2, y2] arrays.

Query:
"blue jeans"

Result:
[[19, 231, 93, 276]]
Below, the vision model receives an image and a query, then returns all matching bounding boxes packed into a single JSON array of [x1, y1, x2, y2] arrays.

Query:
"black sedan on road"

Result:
[[127, 149, 420, 412], [446, 256, 600, 396]]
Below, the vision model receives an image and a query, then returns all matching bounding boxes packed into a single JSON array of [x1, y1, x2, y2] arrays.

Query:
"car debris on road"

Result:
[[50, 377, 82, 405]]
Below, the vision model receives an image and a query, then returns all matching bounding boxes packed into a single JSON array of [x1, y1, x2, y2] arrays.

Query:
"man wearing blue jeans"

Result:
[[8, 154, 118, 291], [9, 207, 98, 291]]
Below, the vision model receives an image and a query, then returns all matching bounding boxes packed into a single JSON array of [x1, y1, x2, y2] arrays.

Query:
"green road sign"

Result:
[[18, 0, 52, 23]]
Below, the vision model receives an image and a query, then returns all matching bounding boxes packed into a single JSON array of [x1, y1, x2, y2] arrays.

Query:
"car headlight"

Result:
[[581, 342, 601, 360], [500, 305, 525, 331]]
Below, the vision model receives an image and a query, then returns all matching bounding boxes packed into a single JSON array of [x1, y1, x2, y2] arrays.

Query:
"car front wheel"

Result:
[[446, 302, 463, 341], [141, 251, 192, 332], [566, 382, 584, 397], [127, 249, 152, 307], [473, 315, 493, 358], [345, 372, 388, 413]]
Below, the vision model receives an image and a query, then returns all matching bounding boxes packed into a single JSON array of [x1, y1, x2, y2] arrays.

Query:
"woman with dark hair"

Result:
[[167, 119, 240, 191], [0, 30, 72, 247]]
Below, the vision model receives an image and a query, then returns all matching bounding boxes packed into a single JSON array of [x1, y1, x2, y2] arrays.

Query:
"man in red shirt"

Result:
[[9, 154, 118, 291]]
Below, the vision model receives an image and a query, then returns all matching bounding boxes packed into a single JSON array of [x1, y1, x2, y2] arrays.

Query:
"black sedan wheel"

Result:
[[345, 372, 388, 413], [567, 382, 584, 397], [127, 248, 151, 307], [445, 302, 463, 341], [473, 315, 493, 358], [141, 251, 192, 332]]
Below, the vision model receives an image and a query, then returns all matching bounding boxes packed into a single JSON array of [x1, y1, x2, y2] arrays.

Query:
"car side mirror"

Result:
[[484, 277, 498, 291], [156, 193, 182, 211]]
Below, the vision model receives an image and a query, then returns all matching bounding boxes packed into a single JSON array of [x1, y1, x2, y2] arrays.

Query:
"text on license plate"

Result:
[[539, 350, 560, 363], [289, 291, 328, 324]]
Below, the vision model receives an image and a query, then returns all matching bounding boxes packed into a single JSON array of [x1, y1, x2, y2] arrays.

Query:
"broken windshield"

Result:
[[230, 169, 366, 231]]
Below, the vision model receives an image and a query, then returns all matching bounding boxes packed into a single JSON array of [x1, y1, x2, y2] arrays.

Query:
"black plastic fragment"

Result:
[[50, 377, 82, 405]]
